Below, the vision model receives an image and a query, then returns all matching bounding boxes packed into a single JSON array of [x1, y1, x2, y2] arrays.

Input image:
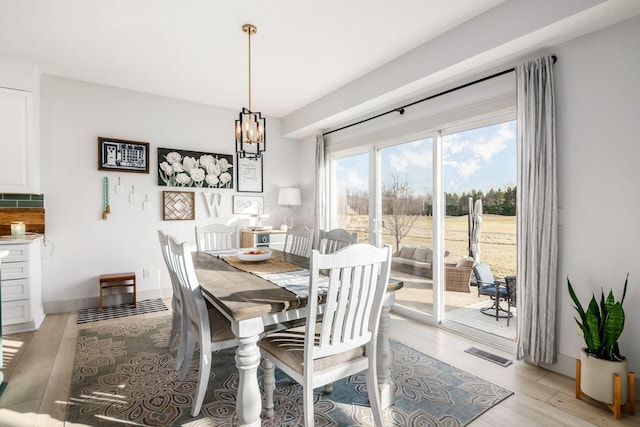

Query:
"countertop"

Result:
[[0, 234, 43, 244]]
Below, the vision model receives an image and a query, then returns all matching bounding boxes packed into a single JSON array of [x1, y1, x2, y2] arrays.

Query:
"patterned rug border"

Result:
[[68, 314, 513, 426], [76, 298, 168, 324]]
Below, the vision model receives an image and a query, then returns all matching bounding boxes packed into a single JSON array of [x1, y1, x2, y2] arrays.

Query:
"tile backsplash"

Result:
[[0, 193, 44, 208], [0, 194, 46, 235]]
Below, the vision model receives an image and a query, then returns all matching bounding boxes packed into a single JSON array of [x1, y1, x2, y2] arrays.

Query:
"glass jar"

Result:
[[11, 221, 25, 236]]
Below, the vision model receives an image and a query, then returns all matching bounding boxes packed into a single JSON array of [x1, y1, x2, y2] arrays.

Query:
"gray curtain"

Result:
[[314, 133, 326, 247], [516, 56, 558, 364]]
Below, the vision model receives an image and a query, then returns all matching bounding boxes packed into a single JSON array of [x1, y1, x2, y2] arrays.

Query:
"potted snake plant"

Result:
[[567, 274, 629, 405]]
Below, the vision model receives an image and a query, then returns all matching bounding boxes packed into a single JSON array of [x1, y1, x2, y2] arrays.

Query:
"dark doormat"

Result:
[[465, 346, 513, 367]]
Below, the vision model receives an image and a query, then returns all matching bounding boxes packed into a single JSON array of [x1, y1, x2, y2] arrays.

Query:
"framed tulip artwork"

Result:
[[157, 147, 234, 189]]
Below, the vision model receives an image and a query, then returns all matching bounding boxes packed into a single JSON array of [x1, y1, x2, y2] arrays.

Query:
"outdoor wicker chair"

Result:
[[444, 257, 475, 292]]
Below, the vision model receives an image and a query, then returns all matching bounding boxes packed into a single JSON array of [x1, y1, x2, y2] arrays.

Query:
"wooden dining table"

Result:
[[193, 249, 403, 427]]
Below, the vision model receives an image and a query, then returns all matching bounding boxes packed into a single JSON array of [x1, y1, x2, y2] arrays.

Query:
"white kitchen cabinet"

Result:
[[0, 237, 44, 333], [0, 86, 39, 194]]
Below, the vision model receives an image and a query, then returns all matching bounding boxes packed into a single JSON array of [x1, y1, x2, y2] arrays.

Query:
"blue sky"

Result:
[[335, 121, 517, 195]]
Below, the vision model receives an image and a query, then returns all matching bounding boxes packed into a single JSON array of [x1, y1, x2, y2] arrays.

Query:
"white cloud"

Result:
[[406, 148, 432, 168], [389, 153, 408, 173], [473, 123, 513, 161], [444, 133, 470, 155], [387, 142, 433, 174], [445, 158, 480, 179], [345, 171, 365, 189]]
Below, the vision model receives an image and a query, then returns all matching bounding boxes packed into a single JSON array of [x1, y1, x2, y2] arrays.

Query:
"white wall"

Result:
[[39, 76, 301, 311], [554, 16, 640, 380]]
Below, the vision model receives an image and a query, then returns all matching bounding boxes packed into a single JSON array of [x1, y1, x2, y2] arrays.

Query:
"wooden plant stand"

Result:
[[576, 359, 635, 419]]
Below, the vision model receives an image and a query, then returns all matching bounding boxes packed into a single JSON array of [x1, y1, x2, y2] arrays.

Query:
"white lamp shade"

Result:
[[278, 188, 301, 206]]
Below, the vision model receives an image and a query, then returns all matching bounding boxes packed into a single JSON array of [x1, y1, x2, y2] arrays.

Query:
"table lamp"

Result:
[[277, 187, 301, 230]]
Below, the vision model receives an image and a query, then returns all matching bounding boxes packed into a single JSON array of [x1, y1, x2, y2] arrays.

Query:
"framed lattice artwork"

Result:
[[163, 191, 195, 220]]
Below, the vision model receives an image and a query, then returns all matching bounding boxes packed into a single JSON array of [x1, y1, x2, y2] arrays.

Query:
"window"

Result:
[[327, 114, 517, 343]]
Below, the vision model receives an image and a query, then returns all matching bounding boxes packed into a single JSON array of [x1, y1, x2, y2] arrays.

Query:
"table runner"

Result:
[[222, 256, 302, 275], [204, 251, 327, 298], [257, 270, 329, 298]]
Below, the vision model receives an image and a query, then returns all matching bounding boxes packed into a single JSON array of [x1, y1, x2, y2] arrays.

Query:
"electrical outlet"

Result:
[[576, 324, 583, 336], [143, 269, 151, 279]]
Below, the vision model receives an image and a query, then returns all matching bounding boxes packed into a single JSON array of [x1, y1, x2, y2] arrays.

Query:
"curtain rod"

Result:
[[323, 55, 557, 137]]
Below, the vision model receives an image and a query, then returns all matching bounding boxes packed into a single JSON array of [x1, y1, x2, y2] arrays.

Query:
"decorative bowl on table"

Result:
[[237, 248, 272, 262]]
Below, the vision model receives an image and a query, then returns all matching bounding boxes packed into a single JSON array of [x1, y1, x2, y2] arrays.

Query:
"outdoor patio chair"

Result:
[[444, 257, 474, 292], [504, 275, 517, 326], [473, 263, 511, 321]]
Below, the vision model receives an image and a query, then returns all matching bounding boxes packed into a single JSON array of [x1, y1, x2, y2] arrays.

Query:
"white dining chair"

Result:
[[194, 223, 236, 252], [283, 226, 314, 257], [158, 230, 187, 370], [317, 228, 357, 254], [261, 243, 392, 427], [167, 235, 237, 417]]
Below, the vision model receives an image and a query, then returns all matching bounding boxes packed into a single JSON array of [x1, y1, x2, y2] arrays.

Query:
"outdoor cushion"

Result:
[[425, 249, 433, 263], [456, 256, 472, 267], [412, 248, 429, 262], [399, 245, 415, 259]]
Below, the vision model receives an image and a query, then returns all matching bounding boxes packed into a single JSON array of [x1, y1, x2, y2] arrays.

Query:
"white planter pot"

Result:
[[580, 348, 629, 404]]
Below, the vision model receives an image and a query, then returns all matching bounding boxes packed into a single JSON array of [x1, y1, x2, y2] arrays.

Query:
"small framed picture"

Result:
[[233, 195, 263, 214], [163, 191, 195, 220], [236, 155, 263, 193], [98, 137, 150, 173]]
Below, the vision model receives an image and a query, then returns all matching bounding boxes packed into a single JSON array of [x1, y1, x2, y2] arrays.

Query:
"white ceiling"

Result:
[[0, 0, 639, 124]]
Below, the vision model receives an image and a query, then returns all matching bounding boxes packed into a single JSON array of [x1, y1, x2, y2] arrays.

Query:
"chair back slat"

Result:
[[195, 224, 236, 252], [318, 228, 357, 254], [284, 226, 314, 257], [308, 244, 391, 360]]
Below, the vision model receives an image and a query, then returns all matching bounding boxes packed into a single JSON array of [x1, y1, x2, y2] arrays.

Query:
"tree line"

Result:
[[336, 175, 516, 251], [340, 184, 517, 217]]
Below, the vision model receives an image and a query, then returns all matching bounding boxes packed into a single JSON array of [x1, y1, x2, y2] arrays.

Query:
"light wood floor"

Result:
[[0, 301, 637, 426]]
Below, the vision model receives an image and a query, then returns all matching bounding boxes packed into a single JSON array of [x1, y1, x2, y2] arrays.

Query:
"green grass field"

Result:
[[340, 214, 516, 278]]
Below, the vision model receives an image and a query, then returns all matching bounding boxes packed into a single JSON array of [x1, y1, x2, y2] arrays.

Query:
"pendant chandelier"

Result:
[[235, 23, 266, 160]]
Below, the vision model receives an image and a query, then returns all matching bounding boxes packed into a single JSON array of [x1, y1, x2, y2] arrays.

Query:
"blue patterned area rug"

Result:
[[76, 298, 168, 324], [68, 315, 512, 426]]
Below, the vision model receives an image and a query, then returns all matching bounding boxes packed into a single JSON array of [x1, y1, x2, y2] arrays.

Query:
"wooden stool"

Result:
[[99, 272, 136, 312]]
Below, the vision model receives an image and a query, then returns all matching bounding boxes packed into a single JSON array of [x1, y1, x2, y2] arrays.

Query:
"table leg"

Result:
[[234, 320, 263, 427], [377, 291, 395, 409]]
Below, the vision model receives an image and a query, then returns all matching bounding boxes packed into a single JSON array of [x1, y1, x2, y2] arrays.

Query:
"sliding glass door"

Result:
[[379, 138, 434, 315], [329, 151, 370, 243], [442, 121, 518, 341], [327, 115, 518, 344]]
